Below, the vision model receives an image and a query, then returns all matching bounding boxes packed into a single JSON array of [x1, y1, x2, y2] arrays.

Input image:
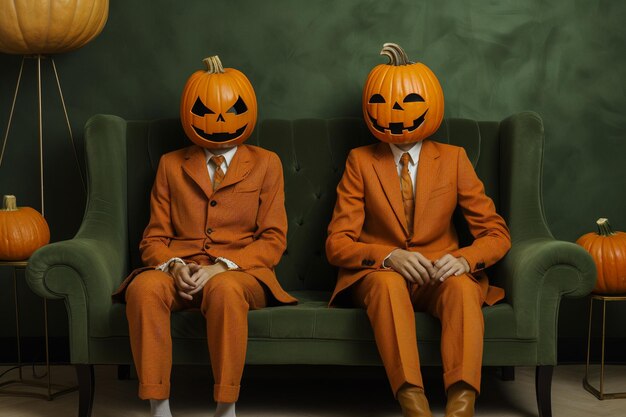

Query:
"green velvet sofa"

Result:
[[26, 112, 595, 417]]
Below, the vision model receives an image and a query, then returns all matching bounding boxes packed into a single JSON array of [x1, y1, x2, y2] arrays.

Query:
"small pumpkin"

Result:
[[363, 43, 444, 144], [0, 0, 109, 55], [0, 195, 50, 261], [577, 218, 626, 294], [180, 56, 257, 149]]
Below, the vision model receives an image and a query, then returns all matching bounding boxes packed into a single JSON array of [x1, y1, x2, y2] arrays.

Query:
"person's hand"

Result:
[[185, 262, 228, 297], [170, 263, 197, 300], [433, 254, 470, 282], [385, 249, 437, 286]]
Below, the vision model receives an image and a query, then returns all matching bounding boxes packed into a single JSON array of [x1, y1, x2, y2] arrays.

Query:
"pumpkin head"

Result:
[[577, 218, 626, 294], [363, 43, 444, 144], [0, 195, 50, 261], [0, 0, 109, 55], [180, 56, 257, 149]]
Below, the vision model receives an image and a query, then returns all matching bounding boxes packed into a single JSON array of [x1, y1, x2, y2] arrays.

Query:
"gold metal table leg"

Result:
[[582, 294, 626, 400], [0, 265, 78, 400]]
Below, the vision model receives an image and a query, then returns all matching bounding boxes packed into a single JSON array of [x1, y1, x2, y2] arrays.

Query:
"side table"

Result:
[[0, 260, 78, 400], [583, 293, 626, 400]]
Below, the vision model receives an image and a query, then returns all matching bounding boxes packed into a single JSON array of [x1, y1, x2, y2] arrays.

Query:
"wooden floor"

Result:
[[0, 364, 624, 416]]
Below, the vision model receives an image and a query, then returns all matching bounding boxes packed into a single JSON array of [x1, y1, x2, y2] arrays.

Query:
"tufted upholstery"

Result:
[[26, 113, 596, 417], [125, 117, 502, 292]]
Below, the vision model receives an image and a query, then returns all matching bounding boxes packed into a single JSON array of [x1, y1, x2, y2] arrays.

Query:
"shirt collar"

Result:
[[388, 141, 423, 167], [203, 146, 238, 167]]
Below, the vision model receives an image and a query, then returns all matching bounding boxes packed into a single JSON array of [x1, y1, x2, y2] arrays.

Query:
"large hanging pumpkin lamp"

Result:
[[0, 0, 109, 217], [0, 0, 109, 55], [0, 195, 50, 261], [180, 56, 257, 149], [363, 43, 444, 144], [577, 218, 626, 294]]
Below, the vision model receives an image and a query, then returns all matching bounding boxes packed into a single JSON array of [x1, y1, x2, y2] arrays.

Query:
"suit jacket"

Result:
[[113, 144, 297, 305], [325, 140, 511, 306]]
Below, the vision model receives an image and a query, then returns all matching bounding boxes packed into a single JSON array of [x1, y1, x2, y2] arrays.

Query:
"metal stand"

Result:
[[0, 55, 86, 216], [583, 293, 626, 400], [0, 261, 78, 400]]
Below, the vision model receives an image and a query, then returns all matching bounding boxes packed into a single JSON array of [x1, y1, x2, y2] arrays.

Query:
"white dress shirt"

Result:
[[204, 146, 238, 182]]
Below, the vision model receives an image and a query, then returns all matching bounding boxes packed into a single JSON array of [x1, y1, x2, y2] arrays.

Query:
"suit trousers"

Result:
[[125, 269, 268, 403], [351, 271, 485, 396]]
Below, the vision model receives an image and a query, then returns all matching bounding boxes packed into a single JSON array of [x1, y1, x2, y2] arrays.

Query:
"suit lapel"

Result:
[[217, 145, 253, 190], [413, 140, 440, 235], [372, 143, 409, 235], [182, 146, 214, 199]]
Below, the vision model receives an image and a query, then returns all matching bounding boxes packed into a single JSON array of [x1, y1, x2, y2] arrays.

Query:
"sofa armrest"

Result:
[[495, 112, 597, 363], [26, 236, 125, 303], [26, 237, 126, 363], [25, 114, 129, 363], [494, 237, 596, 361]]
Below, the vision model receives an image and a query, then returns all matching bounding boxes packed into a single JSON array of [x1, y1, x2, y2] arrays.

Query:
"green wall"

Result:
[[1, 1, 625, 349]]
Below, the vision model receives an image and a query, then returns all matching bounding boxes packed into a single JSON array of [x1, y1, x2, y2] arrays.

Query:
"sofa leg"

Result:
[[75, 365, 95, 417], [535, 365, 553, 417], [501, 366, 515, 381], [117, 365, 131, 380]]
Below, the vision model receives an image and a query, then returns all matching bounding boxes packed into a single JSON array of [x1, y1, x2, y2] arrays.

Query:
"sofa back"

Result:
[[125, 118, 503, 292]]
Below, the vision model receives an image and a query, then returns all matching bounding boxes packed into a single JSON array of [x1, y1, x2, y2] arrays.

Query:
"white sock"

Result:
[[214, 402, 236, 417], [150, 399, 172, 417]]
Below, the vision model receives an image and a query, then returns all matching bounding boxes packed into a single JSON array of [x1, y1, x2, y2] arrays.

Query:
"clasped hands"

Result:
[[385, 249, 470, 286], [169, 262, 227, 300]]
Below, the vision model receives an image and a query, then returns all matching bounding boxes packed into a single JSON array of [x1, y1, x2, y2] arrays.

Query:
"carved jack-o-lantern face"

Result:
[[181, 56, 257, 149], [363, 43, 444, 144]]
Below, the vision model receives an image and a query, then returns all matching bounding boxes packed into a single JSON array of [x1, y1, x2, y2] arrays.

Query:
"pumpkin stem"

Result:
[[2, 195, 17, 211], [596, 218, 615, 236], [203, 56, 225, 74], [380, 43, 414, 66]]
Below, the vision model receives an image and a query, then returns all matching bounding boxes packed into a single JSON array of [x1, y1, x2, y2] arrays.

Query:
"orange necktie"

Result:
[[400, 152, 415, 234], [210, 155, 226, 190]]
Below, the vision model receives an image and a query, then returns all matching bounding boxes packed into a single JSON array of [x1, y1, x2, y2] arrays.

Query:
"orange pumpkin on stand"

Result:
[[577, 218, 626, 294], [363, 43, 444, 144], [0, 195, 50, 261], [180, 56, 257, 149]]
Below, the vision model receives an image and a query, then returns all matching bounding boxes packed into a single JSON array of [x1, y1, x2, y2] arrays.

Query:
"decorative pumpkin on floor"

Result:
[[577, 218, 626, 294], [0, 195, 50, 261], [0, 0, 109, 55], [180, 56, 257, 149], [363, 43, 444, 144]]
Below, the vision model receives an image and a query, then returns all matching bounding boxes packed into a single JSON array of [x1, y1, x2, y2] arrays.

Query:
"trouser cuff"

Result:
[[138, 383, 170, 400], [214, 384, 240, 403], [443, 366, 481, 395], [389, 366, 424, 398]]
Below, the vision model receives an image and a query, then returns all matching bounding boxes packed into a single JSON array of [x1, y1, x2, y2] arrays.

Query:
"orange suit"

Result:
[[114, 144, 297, 402], [326, 140, 510, 395]]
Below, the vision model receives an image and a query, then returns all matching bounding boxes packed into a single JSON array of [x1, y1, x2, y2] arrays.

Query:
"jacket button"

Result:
[[206, 228, 213, 235], [204, 243, 210, 250], [210, 200, 217, 207], [476, 262, 485, 269]]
